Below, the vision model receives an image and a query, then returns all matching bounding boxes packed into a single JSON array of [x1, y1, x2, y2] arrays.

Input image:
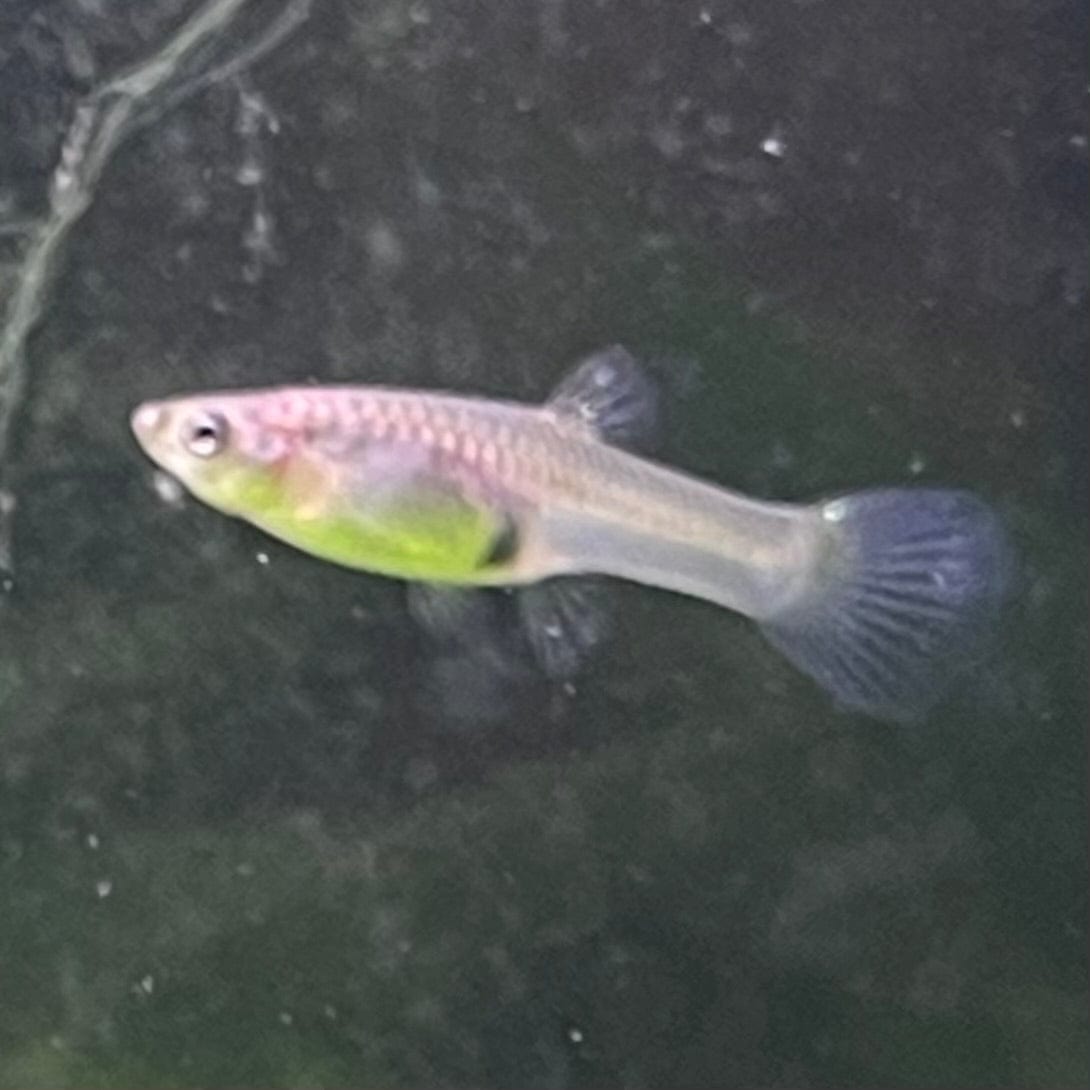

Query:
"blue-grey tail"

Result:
[[760, 489, 1012, 723]]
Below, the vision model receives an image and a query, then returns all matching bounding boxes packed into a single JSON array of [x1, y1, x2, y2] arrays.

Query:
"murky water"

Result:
[[0, 2, 1086, 1086]]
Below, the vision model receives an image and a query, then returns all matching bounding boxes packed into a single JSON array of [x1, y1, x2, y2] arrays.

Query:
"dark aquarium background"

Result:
[[0, 1, 1086, 1087]]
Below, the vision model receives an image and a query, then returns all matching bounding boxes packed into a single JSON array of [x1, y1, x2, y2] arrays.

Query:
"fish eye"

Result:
[[181, 410, 229, 458]]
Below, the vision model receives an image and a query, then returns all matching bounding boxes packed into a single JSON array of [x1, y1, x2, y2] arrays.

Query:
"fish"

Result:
[[130, 346, 1011, 722]]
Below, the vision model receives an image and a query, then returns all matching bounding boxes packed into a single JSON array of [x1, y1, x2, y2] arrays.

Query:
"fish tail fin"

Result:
[[759, 488, 1012, 722]]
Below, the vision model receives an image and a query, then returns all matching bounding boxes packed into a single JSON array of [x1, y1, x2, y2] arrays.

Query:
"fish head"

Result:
[[130, 392, 297, 517]]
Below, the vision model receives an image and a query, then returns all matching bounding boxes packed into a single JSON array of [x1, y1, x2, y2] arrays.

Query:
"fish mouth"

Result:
[[130, 401, 169, 454]]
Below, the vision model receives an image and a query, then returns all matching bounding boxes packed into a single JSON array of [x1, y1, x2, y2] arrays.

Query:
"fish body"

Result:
[[131, 347, 1010, 722]]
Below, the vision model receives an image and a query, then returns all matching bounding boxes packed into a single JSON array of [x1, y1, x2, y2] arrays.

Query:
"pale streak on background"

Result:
[[0, 0, 313, 574]]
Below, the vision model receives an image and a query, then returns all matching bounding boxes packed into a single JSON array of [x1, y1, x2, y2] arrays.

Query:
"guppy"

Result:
[[131, 346, 1010, 722]]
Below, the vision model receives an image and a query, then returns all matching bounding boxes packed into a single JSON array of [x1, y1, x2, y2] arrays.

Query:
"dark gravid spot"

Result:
[[480, 515, 520, 569]]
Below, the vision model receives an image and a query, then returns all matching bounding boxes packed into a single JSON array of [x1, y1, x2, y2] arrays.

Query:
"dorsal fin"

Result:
[[544, 346, 658, 449]]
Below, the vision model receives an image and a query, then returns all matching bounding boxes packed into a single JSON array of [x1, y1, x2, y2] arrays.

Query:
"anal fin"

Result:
[[517, 577, 610, 680], [407, 577, 610, 684]]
